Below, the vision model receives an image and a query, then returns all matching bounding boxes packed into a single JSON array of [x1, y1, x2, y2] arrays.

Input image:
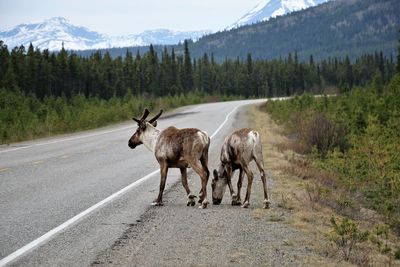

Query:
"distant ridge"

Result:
[[0, 17, 210, 51]]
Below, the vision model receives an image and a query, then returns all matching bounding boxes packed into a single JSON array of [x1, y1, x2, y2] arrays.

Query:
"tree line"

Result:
[[0, 40, 397, 101]]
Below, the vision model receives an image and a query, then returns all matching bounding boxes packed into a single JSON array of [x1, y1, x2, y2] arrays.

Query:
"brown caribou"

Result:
[[128, 108, 211, 208], [212, 128, 270, 209]]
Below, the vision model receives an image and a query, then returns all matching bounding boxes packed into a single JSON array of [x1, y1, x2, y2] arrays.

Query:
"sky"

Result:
[[0, 0, 262, 35]]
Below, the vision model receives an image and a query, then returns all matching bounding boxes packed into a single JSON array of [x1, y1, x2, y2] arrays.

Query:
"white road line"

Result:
[[210, 105, 240, 139], [0, 169, 159, 267], [0, 102, 245, 267]]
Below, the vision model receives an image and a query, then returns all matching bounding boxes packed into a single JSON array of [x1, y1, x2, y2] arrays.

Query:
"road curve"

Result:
[[0, 99, 266, 266]]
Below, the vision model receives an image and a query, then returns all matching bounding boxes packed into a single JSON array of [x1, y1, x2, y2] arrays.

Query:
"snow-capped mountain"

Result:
[[0, 17, 210, 51], [227, 0, 330, 29]]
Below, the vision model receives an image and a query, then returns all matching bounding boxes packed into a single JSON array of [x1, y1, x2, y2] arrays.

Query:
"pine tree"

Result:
[[183, 40, 193, 92], [397, 29, 400, 74]]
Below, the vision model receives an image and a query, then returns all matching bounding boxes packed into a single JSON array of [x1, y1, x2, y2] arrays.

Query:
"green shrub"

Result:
[[329, 215, 369, 262]]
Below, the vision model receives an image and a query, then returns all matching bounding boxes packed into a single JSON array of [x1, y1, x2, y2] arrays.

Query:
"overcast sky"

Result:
[[0, 0, 261, 35]]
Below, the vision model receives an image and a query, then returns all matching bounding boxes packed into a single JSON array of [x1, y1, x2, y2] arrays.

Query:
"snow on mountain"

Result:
[[227, 0, 330, 30], [0, 17, 210, 51]]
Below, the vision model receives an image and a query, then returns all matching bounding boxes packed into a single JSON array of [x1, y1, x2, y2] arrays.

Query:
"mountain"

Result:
[[0, 17, 210, 51], [80, 0, 398, 62], [185, 0, 399, 61], [227, 0, 330, 29]]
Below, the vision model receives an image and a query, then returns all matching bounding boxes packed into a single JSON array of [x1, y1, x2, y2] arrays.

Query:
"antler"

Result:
[[132, 108, 150, 123], [141, 108, 150, 120], [149, 109, 163, 123]]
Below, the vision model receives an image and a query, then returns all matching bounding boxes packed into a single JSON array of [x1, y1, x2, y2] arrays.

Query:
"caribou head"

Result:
[[128, 108, 163, 149], [211, 163, 232, 204]]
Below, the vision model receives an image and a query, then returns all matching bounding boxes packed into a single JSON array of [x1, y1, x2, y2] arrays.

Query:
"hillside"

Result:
[[82, 0, 399, 62], [188, 0, 400, 61]]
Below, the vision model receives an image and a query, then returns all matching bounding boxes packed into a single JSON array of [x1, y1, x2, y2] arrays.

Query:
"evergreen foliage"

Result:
[[0, 38, 397, 145], [265, 74, 400, 230], [1, 40, 395, 101]]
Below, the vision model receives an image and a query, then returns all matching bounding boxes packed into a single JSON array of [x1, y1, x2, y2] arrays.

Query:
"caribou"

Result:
[[212, 128, 270, 209], [128, 108, 211, 208]]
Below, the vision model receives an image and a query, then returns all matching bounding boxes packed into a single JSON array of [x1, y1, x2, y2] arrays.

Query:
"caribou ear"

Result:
[[151, 121, 157, 127], [132, 118, 140, 123], [213, 169, 218, 180]]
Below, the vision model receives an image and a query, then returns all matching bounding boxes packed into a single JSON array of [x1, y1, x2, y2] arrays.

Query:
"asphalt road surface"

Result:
[[0, 99, 266, 266]]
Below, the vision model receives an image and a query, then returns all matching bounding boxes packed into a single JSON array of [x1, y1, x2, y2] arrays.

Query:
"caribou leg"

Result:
[[226, 173, 238, 205], [254, 155, 270, 209], [152, 162, 168, 206], [232, 168, 244, 206], [241, 164, 253, 208], [181, 167, 196, 206], [190, 160, 209, 209]]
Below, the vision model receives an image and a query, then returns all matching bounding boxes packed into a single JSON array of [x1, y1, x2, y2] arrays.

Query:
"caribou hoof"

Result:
[[187, 194, 197, 206], [231, 195, 242, 206], [151, 201, 164, 206], [199, 200, 209, 209], [241, 201, 250, 208], [263, 200, 271, 209]]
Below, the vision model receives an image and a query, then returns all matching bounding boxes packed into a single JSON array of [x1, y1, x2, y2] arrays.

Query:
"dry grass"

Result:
[[249, 104, 399, 267]]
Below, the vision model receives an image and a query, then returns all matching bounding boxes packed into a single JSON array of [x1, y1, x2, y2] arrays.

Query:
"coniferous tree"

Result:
[[0, 39, 396, 101], [183, 40, 193, 92], [397, 29, 400, 73]]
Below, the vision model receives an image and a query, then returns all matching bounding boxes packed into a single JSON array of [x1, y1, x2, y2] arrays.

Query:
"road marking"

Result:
[[31, 161, 44, 165], [210, 105, 240, 139], [0, 102, 251, 267], [0, 169, 160, 267]]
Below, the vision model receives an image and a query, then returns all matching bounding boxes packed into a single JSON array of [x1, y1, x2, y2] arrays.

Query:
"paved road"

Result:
[[0, 99, 265, 266]]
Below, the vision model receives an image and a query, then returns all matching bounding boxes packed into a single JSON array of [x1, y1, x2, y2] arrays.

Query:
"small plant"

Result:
[[336, 193, 354, 212], [278, 192, 294, 210], [370, 224, 392, 254], [395, 247, 400, 260], [305, 182, 331, 204], [329, 215, 369, 262]]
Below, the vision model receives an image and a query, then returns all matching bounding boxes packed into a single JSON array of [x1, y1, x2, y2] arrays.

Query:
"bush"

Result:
[[329, 215, 369, 262], [296, 113, 348, 157]]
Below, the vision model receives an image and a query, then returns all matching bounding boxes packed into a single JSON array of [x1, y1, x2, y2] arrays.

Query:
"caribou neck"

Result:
[[141, 123, 161, 152]]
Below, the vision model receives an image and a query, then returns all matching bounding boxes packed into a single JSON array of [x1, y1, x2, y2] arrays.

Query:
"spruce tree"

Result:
[[183, 40, 193, 91], [397, 29, 400, 73]]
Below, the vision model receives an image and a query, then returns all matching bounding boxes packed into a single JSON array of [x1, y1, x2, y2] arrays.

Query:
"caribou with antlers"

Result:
[[212, 128, 270, 209], [128, 109, 211, 208]]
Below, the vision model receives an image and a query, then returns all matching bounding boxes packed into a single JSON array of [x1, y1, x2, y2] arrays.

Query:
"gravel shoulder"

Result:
[[91, 104, 339, 267]]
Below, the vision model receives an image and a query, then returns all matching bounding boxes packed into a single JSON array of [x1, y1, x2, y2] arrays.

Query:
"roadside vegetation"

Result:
[[256, 72, 400, 265], [0, 38, 396, 144], [0, 89, 237, 144]]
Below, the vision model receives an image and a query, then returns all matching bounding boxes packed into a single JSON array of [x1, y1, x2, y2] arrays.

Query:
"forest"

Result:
[[0, 38, 397, 143]]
